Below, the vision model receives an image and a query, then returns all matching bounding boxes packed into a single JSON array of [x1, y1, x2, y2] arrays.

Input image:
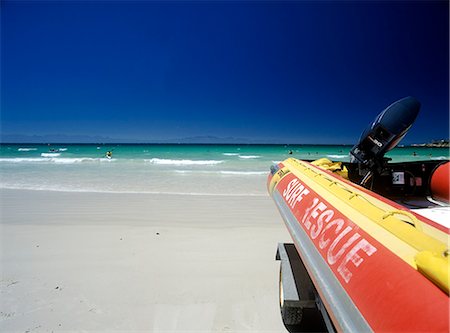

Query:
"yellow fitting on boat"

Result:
[[311, 158, 349, 179], [415, 251, 450, 294], [378, 213, 444, 254], [382, 210, 423, 231]]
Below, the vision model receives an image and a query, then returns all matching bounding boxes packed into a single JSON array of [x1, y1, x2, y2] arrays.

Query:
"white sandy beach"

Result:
[[0, 189, 291, 332]]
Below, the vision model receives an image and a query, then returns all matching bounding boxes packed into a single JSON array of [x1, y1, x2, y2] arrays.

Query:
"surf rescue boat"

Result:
[[268, 97, 449, 332]]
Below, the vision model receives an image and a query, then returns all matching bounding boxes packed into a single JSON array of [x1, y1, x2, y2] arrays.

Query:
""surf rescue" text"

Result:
[[282, 178, 377, 283]]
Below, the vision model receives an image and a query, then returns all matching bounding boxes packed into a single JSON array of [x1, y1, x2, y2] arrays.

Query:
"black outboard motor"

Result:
[[350, 96, 420, 183]]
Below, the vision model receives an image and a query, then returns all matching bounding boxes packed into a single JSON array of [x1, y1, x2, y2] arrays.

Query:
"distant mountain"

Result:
[[166, 136, 254, 144], [0, 133, 355, 145], [0, 134, 121, 144], [0, 133, 257, 144], [411, 139, 449, 148]]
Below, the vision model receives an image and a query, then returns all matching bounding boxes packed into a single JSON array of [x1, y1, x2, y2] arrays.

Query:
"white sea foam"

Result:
[[327, 154, 348, 159], [59, 148, 68, 151], [18, 148, 38, 151], [0, 157, 113, 164], [145, 158, 224, 166], [41, 153, 61, 157], [51, 158, 113, 164], [0, 158, 49, 163], [223, 153, 239, 156], [239, 155, 261, 159]]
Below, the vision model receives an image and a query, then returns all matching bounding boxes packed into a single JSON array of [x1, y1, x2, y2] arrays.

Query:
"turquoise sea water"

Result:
[[1, 144, 448, 196]]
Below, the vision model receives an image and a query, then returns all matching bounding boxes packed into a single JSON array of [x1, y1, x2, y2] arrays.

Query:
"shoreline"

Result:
[[0, 187, 268, 198], [1, 188, 291, 332]]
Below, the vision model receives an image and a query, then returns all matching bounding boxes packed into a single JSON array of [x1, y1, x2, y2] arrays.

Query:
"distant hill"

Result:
[[166, 136, 254, 144], [2, 133, 448, 146], [411, 139, 449, 148], [0, 134, 120, 144], [0, 134, 257, 144]]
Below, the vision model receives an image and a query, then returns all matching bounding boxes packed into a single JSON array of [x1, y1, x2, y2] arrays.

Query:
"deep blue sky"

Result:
[[1, 0, 449, 144]]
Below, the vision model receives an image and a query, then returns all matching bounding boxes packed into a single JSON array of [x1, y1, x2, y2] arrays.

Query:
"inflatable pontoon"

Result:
[[269, 97, 449, 332]]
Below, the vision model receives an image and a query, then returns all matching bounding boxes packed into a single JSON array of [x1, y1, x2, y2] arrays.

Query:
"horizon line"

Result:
[[2, 142, 448, 148], [0, 141, 354, 146]]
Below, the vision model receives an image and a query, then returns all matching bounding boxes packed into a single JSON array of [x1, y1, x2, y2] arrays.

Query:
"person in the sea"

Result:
[[106, 151, 112, 158]]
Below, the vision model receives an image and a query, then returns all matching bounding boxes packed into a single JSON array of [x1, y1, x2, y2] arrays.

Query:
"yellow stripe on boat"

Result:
[[277, 158, 449, 293]]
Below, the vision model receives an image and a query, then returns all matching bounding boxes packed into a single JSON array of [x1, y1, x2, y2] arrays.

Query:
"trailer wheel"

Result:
[[279, 267, 303, 326]]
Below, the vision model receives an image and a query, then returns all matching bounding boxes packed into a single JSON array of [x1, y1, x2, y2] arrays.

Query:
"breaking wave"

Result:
[[18, 148, 38, 151], [0, 157, 113, 164], [239, 155, 261, 159], [41, 153, 61, 157], [145, 158, 224, 166], [326, 154, 349, 159]]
